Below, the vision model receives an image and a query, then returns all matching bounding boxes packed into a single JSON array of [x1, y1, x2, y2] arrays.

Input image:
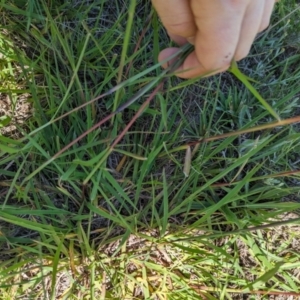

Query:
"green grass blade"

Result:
[[229, 61, 281, 121]]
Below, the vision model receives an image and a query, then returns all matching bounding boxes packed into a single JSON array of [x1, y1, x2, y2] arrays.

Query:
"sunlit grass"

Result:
[[1, 0, 300, 299]]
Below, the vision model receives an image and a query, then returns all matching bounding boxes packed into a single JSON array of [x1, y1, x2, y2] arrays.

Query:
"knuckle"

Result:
[[166, 21, 196, 37]]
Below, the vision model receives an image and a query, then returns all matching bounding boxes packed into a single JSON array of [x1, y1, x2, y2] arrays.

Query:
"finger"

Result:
[[158, 48, 182, 69], [234, 0, 265, 61], [259, 0, 276, 32], [178, 51, 228, 78], [165, 0, 249, 78], [168, 33, 188, 46], [191, 0, 249, 71], [159, 49, 228, 78], [151, 0, 197, 39]]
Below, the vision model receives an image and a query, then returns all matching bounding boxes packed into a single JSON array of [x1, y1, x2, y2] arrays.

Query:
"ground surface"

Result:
[[0, 0, 300, 299]]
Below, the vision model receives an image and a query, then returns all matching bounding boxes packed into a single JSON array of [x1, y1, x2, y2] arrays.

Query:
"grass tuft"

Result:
[[1, 0, 300, 298]]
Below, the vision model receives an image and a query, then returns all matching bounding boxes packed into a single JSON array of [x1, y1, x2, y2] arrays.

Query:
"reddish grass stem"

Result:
[[110, 81, 165, 149]]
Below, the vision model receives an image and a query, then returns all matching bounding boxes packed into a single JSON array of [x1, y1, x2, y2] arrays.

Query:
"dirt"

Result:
[[0, 92, 32, 137]]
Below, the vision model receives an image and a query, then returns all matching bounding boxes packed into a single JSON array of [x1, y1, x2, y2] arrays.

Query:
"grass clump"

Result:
[[1, 0, 300, 299], [0, 30, 32, 136]]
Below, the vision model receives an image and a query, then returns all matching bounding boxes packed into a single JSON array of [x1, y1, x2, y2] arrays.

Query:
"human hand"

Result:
[[152, 0, 276, 78]]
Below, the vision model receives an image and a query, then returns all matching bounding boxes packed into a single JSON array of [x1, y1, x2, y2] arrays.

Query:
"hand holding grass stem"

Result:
[[23, 44, 194, 182]]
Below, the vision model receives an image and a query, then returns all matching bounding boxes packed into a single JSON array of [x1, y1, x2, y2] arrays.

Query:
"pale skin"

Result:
[[151, 0, 277, 78]]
